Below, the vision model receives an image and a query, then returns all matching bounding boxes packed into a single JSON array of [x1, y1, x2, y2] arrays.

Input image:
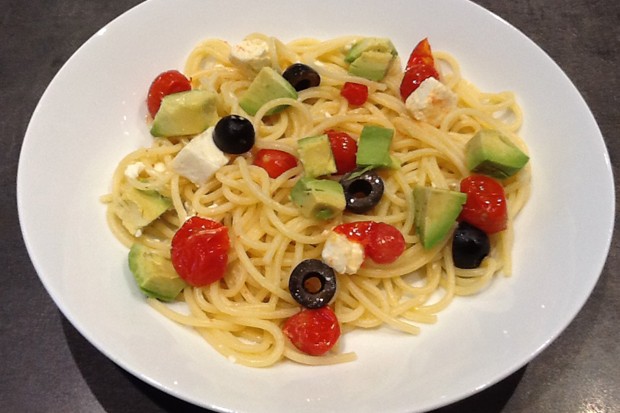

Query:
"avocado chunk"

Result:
[[345, 38, 397, 81], [114, 186, 172, 235], [150, 90, 219, 138], [356, 125, 397, 169], [413, 186, 467, 249], [291, 177, 346, 220], [348, 51, 395, 81], [297, 134, 337, 178], [345, 37, 397, 63], [128, 243, 187, 301], [239, 67, 298, 116], [465, 129, 529, 179]]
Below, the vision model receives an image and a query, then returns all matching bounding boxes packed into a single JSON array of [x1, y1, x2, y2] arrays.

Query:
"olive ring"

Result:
[[288, 259, 337, 309], [340, 168, 385, 213]]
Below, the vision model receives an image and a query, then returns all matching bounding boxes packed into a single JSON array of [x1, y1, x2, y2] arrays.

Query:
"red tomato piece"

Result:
[[399, 38, 440, 100], [333, 221, 375, 247], [366, 222, 406, 264], [170, 216, 230, 287], [326, 130, 358, 175], [399, 64, 440, 101], [341, 82, 369, 106], [459, 175, 508, 234], [282, 306, 341, 356], [253, 149, 298, 178], [405, 38, 435, 70], [334, 221, 405, 264], [147, 70, 192, 118]]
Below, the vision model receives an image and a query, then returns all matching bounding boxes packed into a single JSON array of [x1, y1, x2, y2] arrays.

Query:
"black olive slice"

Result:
[[282, 63, 321, 92], [288, 259, 336, 309], [340, 168, 384, 213], [452, 221, 491, 269], [213, 115, 255, 154]]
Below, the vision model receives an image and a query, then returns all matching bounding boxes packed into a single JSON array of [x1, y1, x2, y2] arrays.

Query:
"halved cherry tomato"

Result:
[[366, 222, 406, 264], [334, 221, 405, 264], [326, 130, 358, 175], [405, 37, 435, 70], [334, 221, 374, 246], [341, 82, 369, 106], [170, 216, 230, 286], [147, 70, 192, 118], [282, 306, 341, 356], [399, 38, 439, 100], [459, 175, 508, 234], [253, 149, 298, 178]]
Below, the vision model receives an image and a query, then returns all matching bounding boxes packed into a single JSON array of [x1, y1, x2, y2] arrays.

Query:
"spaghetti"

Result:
[[102, 33, 531, 367]]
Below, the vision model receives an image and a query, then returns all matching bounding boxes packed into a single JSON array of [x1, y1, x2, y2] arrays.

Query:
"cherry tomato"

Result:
[[334, 221, 405, 264], [282, 306, 341, 356], [366, 222, 406, 264], [404, 38, 435, 70], [399, 65, 439, 101], [326, 130, 358, 175], [399, 38, 439, 100], [341, 82, 369, 106], [170, 216, 230, 287], [147, 70, 192, 118], [253, 149, 298, 178], [333, 221, 374, 246], [458, 175, 508, 234]]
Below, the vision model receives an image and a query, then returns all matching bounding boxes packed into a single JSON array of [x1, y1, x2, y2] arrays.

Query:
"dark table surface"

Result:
[[2, 1, 619, 412]]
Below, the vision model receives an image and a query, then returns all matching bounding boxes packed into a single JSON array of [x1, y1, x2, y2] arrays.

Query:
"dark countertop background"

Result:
[[1, 1, 618, 412]]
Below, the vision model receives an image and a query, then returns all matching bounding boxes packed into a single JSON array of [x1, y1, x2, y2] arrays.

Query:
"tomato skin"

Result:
[[341, 82, 369, 106], [399, 38, 439, 100], [282, 306, 341, 356], [170, 216, 230, 287], [326, 130, 358, 175], [253, 149, 298, 178], [405, 38, 435, 70], [334, 221, 405, 264], [147, 70, 192, 118], [333, 221, 374, 246], [459, 175, 508, 234], [366, 222, 406, 264], [399, 65, 439, 100]]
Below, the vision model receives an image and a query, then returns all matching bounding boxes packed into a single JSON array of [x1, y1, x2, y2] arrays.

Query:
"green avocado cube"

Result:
[[348, 51, 395, 81], [128, 243, 187, 301], [114, 186, 172, 235], [345, 37, 397, 63], [239, 67, 298, 116], [465, 129, 530, 179], [297, 134, 337, 178], [290, 177, 345, 220], [413, 186, 467, 249], [356, 125, 395, 168], [150, 90, 219, 138]]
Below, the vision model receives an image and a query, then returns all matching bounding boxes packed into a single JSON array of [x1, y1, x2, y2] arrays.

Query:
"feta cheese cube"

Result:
[[171, 127, 229, 185], [321, 232, 365, 274], [405, 77, 457, 126], [124, 162, 145, 180], [230, 38, 271, 73]]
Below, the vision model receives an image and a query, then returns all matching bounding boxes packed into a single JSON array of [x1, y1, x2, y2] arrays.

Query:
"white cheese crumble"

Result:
[[229, 38, 271, 73], [171, 127, 229, 186], [405, 77, 457, 126], [153, 162, 166, 173], [321, 232, 365, 274], [124, 162, 145, 180]]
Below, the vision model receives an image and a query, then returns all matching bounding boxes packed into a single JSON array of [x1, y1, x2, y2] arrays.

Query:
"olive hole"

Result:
[[349, 180, 372, 199], [303, 273, 324, 294]]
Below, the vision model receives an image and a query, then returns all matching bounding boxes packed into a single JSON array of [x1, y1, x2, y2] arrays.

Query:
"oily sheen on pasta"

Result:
[[103, 33, 531, 367]]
